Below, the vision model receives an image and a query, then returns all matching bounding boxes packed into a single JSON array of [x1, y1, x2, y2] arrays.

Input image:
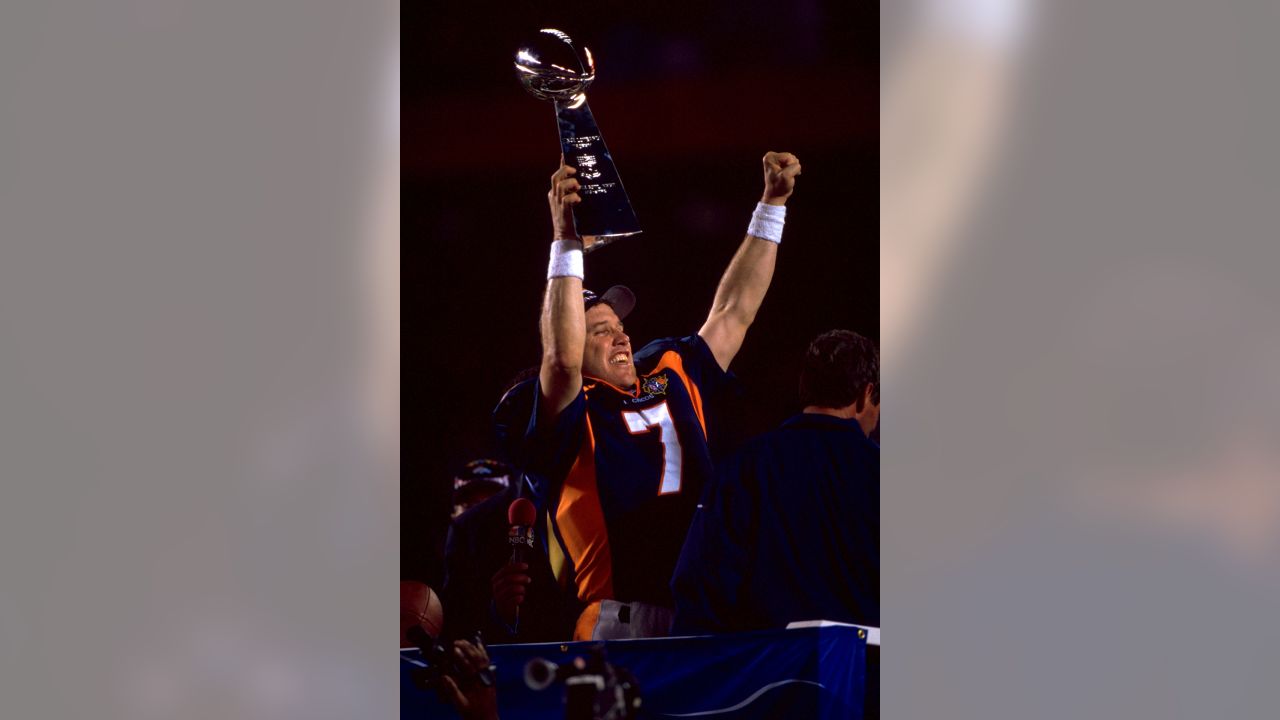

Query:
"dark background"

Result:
[[404, 1, 878, 584]]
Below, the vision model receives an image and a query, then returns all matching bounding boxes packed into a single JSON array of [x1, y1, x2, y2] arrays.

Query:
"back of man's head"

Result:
[[799, 330, 879, 411]]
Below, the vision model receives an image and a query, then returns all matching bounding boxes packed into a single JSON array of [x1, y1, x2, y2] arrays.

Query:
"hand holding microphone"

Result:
[[492, 498, 538, 632]]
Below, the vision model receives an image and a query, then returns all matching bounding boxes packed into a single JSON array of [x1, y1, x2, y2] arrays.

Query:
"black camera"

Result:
[[405, 626, 495, 692], [525, 645, 641, 720]]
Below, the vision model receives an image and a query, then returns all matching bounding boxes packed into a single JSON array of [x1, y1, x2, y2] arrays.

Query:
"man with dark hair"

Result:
[[800, 329, 880, 412], [671, 329, 880, 634]]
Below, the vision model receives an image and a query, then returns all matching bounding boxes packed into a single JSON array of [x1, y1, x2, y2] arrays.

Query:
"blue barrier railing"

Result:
[[401, 624, 868, 719]]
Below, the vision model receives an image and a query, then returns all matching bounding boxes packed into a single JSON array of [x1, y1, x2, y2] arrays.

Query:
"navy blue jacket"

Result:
[[671, 413, 879, 633], [440, 379, 579, 643], [441, 479, 579, 643]]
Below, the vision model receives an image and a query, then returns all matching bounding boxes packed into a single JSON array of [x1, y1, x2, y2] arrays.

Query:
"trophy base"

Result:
[[584, 231, 642, 253]]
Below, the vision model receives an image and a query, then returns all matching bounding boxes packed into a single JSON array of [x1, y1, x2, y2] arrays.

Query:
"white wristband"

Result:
[[747, 202, 786, 244], [547, 239, 585, 279]]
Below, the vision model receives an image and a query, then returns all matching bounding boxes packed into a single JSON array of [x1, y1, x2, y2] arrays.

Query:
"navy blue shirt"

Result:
[[671, 413, 880, 633]]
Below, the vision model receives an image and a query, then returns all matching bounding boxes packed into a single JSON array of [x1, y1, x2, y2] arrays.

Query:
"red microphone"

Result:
[[506, 498, 538, 633], [508, 497, 537, 565]]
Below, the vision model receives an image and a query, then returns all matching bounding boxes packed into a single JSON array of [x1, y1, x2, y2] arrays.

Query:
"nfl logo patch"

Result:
[[641, 375, 669, 396]]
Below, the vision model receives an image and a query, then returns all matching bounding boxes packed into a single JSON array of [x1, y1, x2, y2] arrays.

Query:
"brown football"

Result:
[[400, 580, 444, 647]]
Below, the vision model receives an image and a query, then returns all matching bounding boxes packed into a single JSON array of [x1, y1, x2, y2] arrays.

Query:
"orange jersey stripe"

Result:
[[555, 415, 614, 603], [573, 600, 604, 641], [651, 351, 708, 437]]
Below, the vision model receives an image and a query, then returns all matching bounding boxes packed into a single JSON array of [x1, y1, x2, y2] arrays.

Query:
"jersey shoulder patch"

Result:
[[639, 374, 669, 397]]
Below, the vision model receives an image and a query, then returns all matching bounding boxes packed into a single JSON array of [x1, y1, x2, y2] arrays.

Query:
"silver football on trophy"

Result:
[[514, 28, 595, 102]]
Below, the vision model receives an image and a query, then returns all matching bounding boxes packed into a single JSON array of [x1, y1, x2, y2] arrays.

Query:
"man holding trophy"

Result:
[[512, 29, 801, 641], [530, 151, 801, 642]]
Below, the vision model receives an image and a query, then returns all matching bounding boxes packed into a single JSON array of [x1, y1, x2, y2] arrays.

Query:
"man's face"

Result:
[[582, 303, 636, 387], [863, 398, 881, 437], [856, 384, 881, 437]]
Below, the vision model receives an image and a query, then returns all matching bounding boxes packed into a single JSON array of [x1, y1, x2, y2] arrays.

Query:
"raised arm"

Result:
[[698, 151, 801, 370], [539, 161, 589, 421]]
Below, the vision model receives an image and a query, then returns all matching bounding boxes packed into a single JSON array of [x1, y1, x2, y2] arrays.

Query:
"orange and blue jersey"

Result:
[[524, 334, 730, 608]]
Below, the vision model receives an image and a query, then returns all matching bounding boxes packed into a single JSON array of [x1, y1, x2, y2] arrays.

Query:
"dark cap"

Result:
[[453, 459, 513, 499], [582, 285, 636, 320]]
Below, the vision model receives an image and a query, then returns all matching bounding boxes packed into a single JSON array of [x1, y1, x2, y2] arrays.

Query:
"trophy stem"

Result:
[[554, 100, 642, 241]]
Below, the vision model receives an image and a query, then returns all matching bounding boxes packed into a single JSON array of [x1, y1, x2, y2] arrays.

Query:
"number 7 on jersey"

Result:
[[621, 401, 683, 495]]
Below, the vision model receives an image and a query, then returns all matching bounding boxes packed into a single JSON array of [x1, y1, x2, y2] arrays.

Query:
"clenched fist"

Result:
[[761, 151, 802, 206], [547, 157, 599, 248], [548, 158, 581, 240]]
